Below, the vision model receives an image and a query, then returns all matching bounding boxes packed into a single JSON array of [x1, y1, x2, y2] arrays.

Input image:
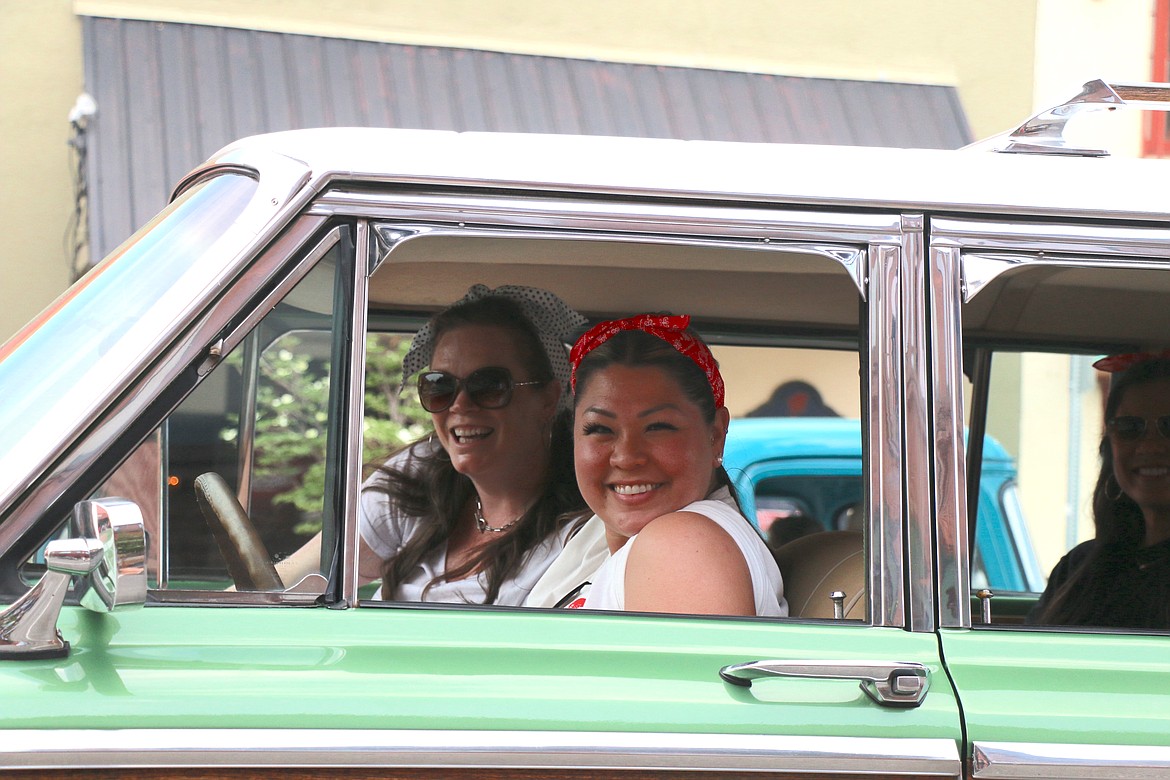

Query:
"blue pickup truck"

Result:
[[724, 417, 1044, 593]]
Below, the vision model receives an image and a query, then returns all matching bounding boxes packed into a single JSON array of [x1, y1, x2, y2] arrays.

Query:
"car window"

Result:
[[21, 236, 352, 597], [961, 257, 1170, 631], [362, 228, 877, 622]]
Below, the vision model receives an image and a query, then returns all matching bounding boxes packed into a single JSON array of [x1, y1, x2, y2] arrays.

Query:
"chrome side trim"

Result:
[[930, 217, 1170, 260], [375, 224, 872, 299], [341, 221, 370, 608], [0, 730, 960, 775], [898, 214, 934, 633], [322, 189, 904, 245], [963, 251, 1170, 303], [868, 240, 904, 628], [927, 243, 969, 630], [972, 741, 1170, 779]]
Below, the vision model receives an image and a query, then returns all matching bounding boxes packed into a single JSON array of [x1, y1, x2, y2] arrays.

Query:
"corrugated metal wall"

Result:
[[82, 16, 971, 260]]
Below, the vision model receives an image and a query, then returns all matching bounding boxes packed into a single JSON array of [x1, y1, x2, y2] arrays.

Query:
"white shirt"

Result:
[[359, 439, 572, 605], [580, 488, 788, 616], [525, 515, 609, 607]]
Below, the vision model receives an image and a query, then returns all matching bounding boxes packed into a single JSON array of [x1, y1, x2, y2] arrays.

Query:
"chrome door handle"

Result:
[[719, 660, 930, 708]]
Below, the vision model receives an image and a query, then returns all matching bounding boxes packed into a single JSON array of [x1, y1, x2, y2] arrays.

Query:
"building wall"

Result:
[[0, 0, 84, 342], [1, 0, 1042, 342], [75, 0, 1039, 139], [9, 0, 1153, 343]]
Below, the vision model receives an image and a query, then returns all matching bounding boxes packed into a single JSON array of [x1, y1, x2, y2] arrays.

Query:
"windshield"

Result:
[[0, 173, 260, 509]]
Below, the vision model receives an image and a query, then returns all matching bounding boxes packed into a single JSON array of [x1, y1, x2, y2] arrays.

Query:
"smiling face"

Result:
[[429, 324, 559, 486], [1109, 376, 1170, 526], [574, 364, 728, 551]]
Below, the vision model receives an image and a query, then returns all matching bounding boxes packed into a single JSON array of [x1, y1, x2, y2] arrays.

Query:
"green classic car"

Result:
[[2, 79, 1169, 778]]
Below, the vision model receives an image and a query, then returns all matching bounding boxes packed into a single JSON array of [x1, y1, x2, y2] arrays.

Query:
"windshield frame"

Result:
[[0, 157, 305, 517]]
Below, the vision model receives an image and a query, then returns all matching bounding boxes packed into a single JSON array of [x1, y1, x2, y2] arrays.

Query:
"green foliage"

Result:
[[244, 332, 432, 535]]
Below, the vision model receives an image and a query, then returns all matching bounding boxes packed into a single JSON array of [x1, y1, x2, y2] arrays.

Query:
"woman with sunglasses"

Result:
[[1029, 353, 1170, 628], [562, 314, 786, 616], [358, 284, 589, 604]]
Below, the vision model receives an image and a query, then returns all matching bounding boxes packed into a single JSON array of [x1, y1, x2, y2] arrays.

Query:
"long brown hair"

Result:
[[373, 295, 584, 603]]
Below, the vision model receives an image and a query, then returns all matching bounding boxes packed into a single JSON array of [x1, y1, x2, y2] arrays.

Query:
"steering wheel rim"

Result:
[[194, 472, 283, 591]]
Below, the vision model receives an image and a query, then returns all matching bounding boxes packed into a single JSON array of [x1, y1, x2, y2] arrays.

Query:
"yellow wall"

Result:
[[0, 0, 84, 342]]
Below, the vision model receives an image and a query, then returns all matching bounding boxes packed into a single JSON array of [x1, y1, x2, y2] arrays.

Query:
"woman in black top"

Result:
[[1029, 353, 1170, 629]]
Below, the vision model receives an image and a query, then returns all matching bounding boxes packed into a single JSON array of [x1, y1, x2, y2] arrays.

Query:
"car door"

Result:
[[927, 214, 1170, 777], [301, 190, 966, 774], [3, 135, 962, 775]]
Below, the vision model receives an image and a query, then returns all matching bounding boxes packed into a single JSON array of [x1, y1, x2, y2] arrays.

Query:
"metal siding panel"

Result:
[[156, 23, 201, 189], [355, 43, 391, 127], [719, 71, 770, 144], [837, 79, 887, 147], [188, 26, 236, 157], [223, 28, 267, 140], [256, 33, 295, 131], [595, 62, 650, 138], [537, 57, 585, 134], [119, 22, 170, 239], [87, 18, 135, 255], [655, 66, 709, 141], [450, 48, 491, 130], [380, 44, 425, 129], [321, 37, 366, 127], [748, 73, 800, 144], [504, 54, 558, 134], [797, 78, 855, 145], [416, 46, 458, 130], [291, 36, 332, 127], [629, 66, 679, 139]]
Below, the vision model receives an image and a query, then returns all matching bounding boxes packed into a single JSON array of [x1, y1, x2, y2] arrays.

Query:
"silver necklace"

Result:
[[474, 495, 521, 534]]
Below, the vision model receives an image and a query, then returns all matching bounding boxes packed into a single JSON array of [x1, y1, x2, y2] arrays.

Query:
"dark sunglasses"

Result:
[[1107, 415, 1170, 441], [416, 367, 545, 413]]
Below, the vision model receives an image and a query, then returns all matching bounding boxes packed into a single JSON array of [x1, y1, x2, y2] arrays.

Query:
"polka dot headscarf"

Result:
[[400, 284, 588, 411]]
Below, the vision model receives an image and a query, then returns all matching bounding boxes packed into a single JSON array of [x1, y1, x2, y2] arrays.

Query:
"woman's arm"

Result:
[[623, 511, 755, 616]]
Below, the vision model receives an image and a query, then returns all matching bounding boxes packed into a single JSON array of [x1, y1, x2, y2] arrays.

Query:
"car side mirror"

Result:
[[0, 498, 147, 660]]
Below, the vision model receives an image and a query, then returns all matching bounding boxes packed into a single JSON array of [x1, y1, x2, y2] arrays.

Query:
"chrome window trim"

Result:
[[374, 224, 873, 300], [962, 251, 1170, 303], [898, 214, 937, 633], [928, 217, 1170, 629], [340, 220, 370, 608], [930, 217, 1170, 259], [366, 204, 907, 627], [0, 729, 960, 775], [973, 741, 1170, 779], [928, 242, 970, 630], [868, 240, 905, 627], [317, 189, 903, 243]]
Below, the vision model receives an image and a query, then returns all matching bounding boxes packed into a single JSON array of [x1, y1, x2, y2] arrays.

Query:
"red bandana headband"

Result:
[[1093, 349, 1170, 373], [569, 313, 725, 407]]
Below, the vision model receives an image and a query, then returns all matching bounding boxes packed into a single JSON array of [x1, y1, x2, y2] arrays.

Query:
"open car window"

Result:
[[961, 256, 1170, 631], [16, 231, 353, 600], [361, 224, 879, 622]]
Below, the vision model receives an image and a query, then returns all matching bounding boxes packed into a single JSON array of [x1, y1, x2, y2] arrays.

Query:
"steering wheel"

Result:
[[194, 472, 283, 591]]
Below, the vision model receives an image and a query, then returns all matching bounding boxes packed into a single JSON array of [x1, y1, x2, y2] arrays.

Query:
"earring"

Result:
[[715, 455, 724, 466], [1106, 474, 1123, 501]]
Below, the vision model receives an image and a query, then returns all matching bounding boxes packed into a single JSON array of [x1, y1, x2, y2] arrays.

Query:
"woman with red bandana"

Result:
[[1029, 353, 1170, 629], [564, 314, 786, 616]]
